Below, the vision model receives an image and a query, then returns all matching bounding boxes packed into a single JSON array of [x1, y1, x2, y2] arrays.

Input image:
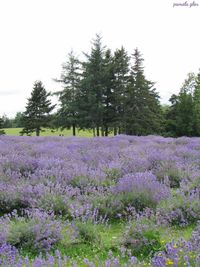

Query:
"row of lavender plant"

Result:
[[0, 135, 199, 266], [1, 135, 199, 219], [0, 221, 199, 266]]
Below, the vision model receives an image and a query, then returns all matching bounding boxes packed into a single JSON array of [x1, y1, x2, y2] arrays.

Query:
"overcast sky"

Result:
[[0, 0, 200, 117]]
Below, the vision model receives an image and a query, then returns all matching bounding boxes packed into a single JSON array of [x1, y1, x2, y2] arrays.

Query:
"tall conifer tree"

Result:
[[54, 50, 81, 136], [193, 71, 200, 135], [126, 49, 161, 135], [20, 81, 55, 136], [0, 117, 5, 135], [112, 47, 130, 134], [80, 34, 105, 136], [102, 49, 116, 136], [176, 73, 195, 136]]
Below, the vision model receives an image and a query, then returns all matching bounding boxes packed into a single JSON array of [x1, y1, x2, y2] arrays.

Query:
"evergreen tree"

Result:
[[166, 73, 196, 137], [80, 34, 105, 136], [20, 81, 55, 136], [112, 46, 130, 134], [13, 112, 25, 128], [54, 35, 164, 137], [193, 71, 200, 136], [176, 73, 195, 136], [54, 50, 81, 136], [0, 117, 5, 135], [102, 49, 116, 136], [125, 49, 162, 135], [164, 94, 179, 136], [1, 114, 12, 128]]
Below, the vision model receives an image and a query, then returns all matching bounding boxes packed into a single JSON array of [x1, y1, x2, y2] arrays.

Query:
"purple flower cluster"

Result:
[[0, 246, 139, 267], [157, 185, 200, 226], [0, 243, 18, 266], [0, 246, 69, 267], [0, 209, 62, 253], [152, 222, 200, 267], [113, 171, 170, 208]]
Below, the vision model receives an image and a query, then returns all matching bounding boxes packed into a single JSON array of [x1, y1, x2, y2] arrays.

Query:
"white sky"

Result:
[[0, 0, 200, 117]]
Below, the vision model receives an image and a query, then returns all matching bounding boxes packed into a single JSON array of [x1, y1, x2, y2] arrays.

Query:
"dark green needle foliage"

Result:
[[20, 81, 55, 136], [165, 73, 196, 137], [80, 34, 105, 136], [0, 117, 5, 135], [124, 49, 162, 135], [193, 71, 200, 136], [54, 50, 82, 136]]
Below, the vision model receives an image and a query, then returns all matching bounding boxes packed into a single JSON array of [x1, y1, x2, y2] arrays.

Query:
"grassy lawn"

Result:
[[3, 128, 94, 137]]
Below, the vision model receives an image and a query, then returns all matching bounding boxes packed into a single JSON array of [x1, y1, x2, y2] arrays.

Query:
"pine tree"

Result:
[[166, 73, 196, 137], [176, 73, 195, 136], [164, 94, 179, 136], [112, 46, 130, 134], [54, 50, 81, 136], [80, 34, 105, 136], [125, 49, 161, 135], [0, 117, 5, 135], [193, 71, 200, 136], [1, 114, 12, 128], [13, 112, 25, 128], [20, 81, 55, 136], [102, 49, 116, 136]]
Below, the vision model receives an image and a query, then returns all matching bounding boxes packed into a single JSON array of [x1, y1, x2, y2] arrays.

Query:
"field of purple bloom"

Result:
[[0, 135, 199, 266]]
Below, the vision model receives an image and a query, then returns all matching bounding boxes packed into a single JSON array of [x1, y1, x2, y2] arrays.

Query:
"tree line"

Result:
[[164, 72, 200, 137], [0, 35, 200, 137]]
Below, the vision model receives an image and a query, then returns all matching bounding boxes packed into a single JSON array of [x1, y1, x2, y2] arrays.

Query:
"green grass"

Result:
[[55, 222, 127, 266], [3, 128, 94, 137], [159, 223, 195, 244], [54, 222, 195, 265]]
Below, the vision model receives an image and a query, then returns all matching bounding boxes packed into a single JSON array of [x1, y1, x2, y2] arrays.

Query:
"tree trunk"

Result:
[[93, 127, 96, 137], [96, 126, 100, 137], [101, 126, 104, 136], [36, 127, 40, 136], [114, 127, 117, 136], [72, 124, 76, 136], [105, 126, 108, 136]]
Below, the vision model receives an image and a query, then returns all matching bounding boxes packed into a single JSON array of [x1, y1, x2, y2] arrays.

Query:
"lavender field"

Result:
[[0, 135, 199, 267]]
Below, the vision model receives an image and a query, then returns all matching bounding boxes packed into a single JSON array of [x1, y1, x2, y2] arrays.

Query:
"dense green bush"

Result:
[[74, 221, 101, 245], [122, 221, 162, 257]]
